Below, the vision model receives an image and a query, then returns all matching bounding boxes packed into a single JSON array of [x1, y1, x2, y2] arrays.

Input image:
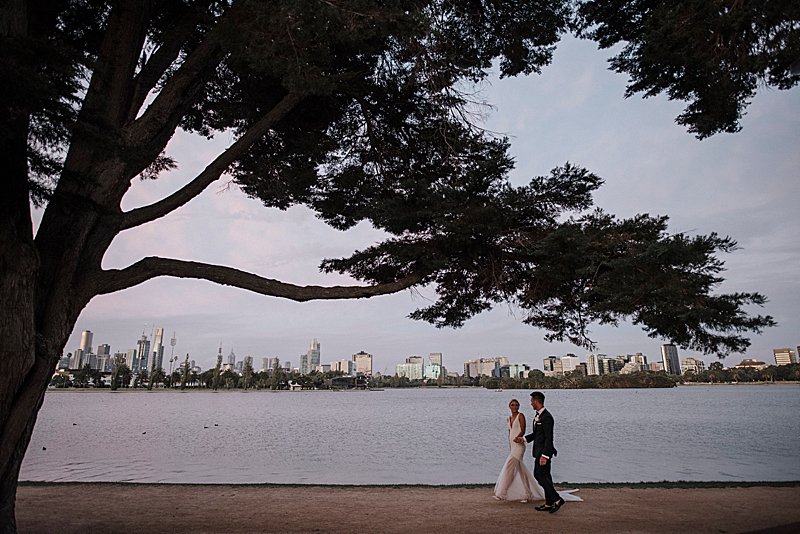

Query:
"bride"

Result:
[[493, 399, 581, 504]]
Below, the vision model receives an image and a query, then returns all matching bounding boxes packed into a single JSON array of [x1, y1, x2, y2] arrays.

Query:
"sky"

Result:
[[51, 36, 799, 374]]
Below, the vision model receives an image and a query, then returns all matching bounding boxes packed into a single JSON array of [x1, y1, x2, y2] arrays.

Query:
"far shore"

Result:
[[44, 381, 800, 393], [16, 482, 800, 533]]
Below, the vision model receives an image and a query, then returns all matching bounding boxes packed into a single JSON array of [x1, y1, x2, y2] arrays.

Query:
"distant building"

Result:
[[734, 359, 769, 370], [152, 327, 165, 372], [661, 344, 681, 375], [331, 359, 354, 375], [136, 332, 150, 373], [649, 361, 664, 372], [70, 349, 84, 369], [631, 353, 647, 366], [97, 344, 111, 372], [300, 339, 321, 375], [773, 348, 797, 366], [561, 354, 580, 373], [80, 330, 94, 355], [620, 361, 644, 374], [406, 355, 424, 366], [353, 351, 373, 375], [424, 363, 443, 380], [542, 356, 560, 376], [586, 354, 599, 376], [125, 348, 137, 370], [464, 357, 507, 378], [429, 352, 443, 367], [396, 362, 423, 380], [501, 363, 530, 379], [680, 357, 706, 374]]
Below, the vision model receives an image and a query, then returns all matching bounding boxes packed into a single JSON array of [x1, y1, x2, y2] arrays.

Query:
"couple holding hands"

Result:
[[493, 391, 581, 512]]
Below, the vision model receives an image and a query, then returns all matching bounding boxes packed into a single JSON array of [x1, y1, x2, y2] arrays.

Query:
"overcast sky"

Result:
[[50, 36, 799, 374]]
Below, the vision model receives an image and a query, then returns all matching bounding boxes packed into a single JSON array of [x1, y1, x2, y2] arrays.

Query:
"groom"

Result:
[[517, 391, 564, 513]]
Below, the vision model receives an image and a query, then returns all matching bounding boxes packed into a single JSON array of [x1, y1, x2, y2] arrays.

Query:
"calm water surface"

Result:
[[20, 386, 800, 484]]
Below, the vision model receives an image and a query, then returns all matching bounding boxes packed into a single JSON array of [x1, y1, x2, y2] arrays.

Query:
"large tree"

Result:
[[1, 0, 795, 530]]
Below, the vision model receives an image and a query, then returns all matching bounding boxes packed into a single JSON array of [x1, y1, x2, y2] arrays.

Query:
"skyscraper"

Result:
[[661, 344, 680, 375], [136, 332, 150, 373], [301, 339, 321, 375], [97, 343, 111, 372], [151, 327, 165, 372], [429, 352, 443, 367], [80, 330, 93, 354], [125, 348, 138, 370]]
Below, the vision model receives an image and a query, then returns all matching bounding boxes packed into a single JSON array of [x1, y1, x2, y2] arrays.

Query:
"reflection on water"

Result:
[[20, 385, 800, 484]]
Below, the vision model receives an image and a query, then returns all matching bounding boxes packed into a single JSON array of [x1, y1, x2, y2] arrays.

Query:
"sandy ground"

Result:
[[16, 483, 800, 533]]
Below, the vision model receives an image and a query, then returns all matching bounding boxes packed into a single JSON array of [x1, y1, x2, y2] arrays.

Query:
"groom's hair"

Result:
[[530, 391, 545, 404]]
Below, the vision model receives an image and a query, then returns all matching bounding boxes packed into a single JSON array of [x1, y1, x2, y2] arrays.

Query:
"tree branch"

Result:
[[120, 91, 303, 230], [121, 6, 232, 155], [93, 257, 424, 301], [126, 2, 213, 123], [77, 2, 150, 129]]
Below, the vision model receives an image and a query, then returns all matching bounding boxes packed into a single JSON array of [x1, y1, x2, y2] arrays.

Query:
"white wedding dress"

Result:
[[493, 414, 582, 503]]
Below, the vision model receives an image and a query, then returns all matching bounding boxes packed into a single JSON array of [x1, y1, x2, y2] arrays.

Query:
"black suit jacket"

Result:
[[524, 408, 557, 458]]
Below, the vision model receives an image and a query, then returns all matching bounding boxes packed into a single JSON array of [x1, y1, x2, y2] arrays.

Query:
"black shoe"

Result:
[[549, 499, 565, 513], [535, 504, 553, 511]]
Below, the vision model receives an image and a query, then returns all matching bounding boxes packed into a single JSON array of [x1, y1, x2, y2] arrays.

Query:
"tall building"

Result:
[[429, 352, 443, 367], [227, 348, 236, 367], [773, 348, 797, 366], [301, 339, 321, 375], [561, 354, 579, 373], [631, 353, 647, 366], [151, 327, 165, 372], [352, 351, 373, 375], [661, 344, 681, 375], [97, 344, 111, 372], [80, 330, 94, 355], [125, 348, 138, 370], [70, 349, 84, 369], [136, 332, 150, 373], [586, 354, 599, 376]]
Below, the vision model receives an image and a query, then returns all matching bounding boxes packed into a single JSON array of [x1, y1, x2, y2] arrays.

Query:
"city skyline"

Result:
[[50, 36, 798, 375], [62, 325, 797, 375]]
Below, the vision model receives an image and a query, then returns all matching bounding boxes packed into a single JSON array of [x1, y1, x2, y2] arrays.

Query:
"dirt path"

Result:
[[16, 484, 800, 533]]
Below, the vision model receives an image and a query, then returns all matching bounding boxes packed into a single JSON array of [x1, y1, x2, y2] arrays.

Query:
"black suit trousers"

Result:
[[533, 455, 559, 505]]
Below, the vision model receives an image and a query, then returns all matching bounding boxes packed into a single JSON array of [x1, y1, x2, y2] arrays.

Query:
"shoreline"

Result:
[[43, 381, 800, 394], [16, 482, 800, 533], [18, 480, 800, 489]]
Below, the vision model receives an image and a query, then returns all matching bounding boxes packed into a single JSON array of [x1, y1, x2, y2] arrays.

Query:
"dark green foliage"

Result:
[[575, 0, 800, 138], [7, 0, 781, 360]]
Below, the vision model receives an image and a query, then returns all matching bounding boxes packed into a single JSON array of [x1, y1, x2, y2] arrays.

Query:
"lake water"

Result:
[[20, 385, 800, 484]]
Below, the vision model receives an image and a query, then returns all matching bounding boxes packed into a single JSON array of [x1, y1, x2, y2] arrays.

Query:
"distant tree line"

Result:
[[681, 362, 800, 384], [49, 358, 348, 391]]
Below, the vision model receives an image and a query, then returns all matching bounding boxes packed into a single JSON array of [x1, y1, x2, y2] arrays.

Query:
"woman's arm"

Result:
[[517, 413, 526, 438]]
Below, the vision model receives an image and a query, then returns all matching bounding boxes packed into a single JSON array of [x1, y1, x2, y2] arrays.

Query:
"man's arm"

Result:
[[541, 413, 556, 458]]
